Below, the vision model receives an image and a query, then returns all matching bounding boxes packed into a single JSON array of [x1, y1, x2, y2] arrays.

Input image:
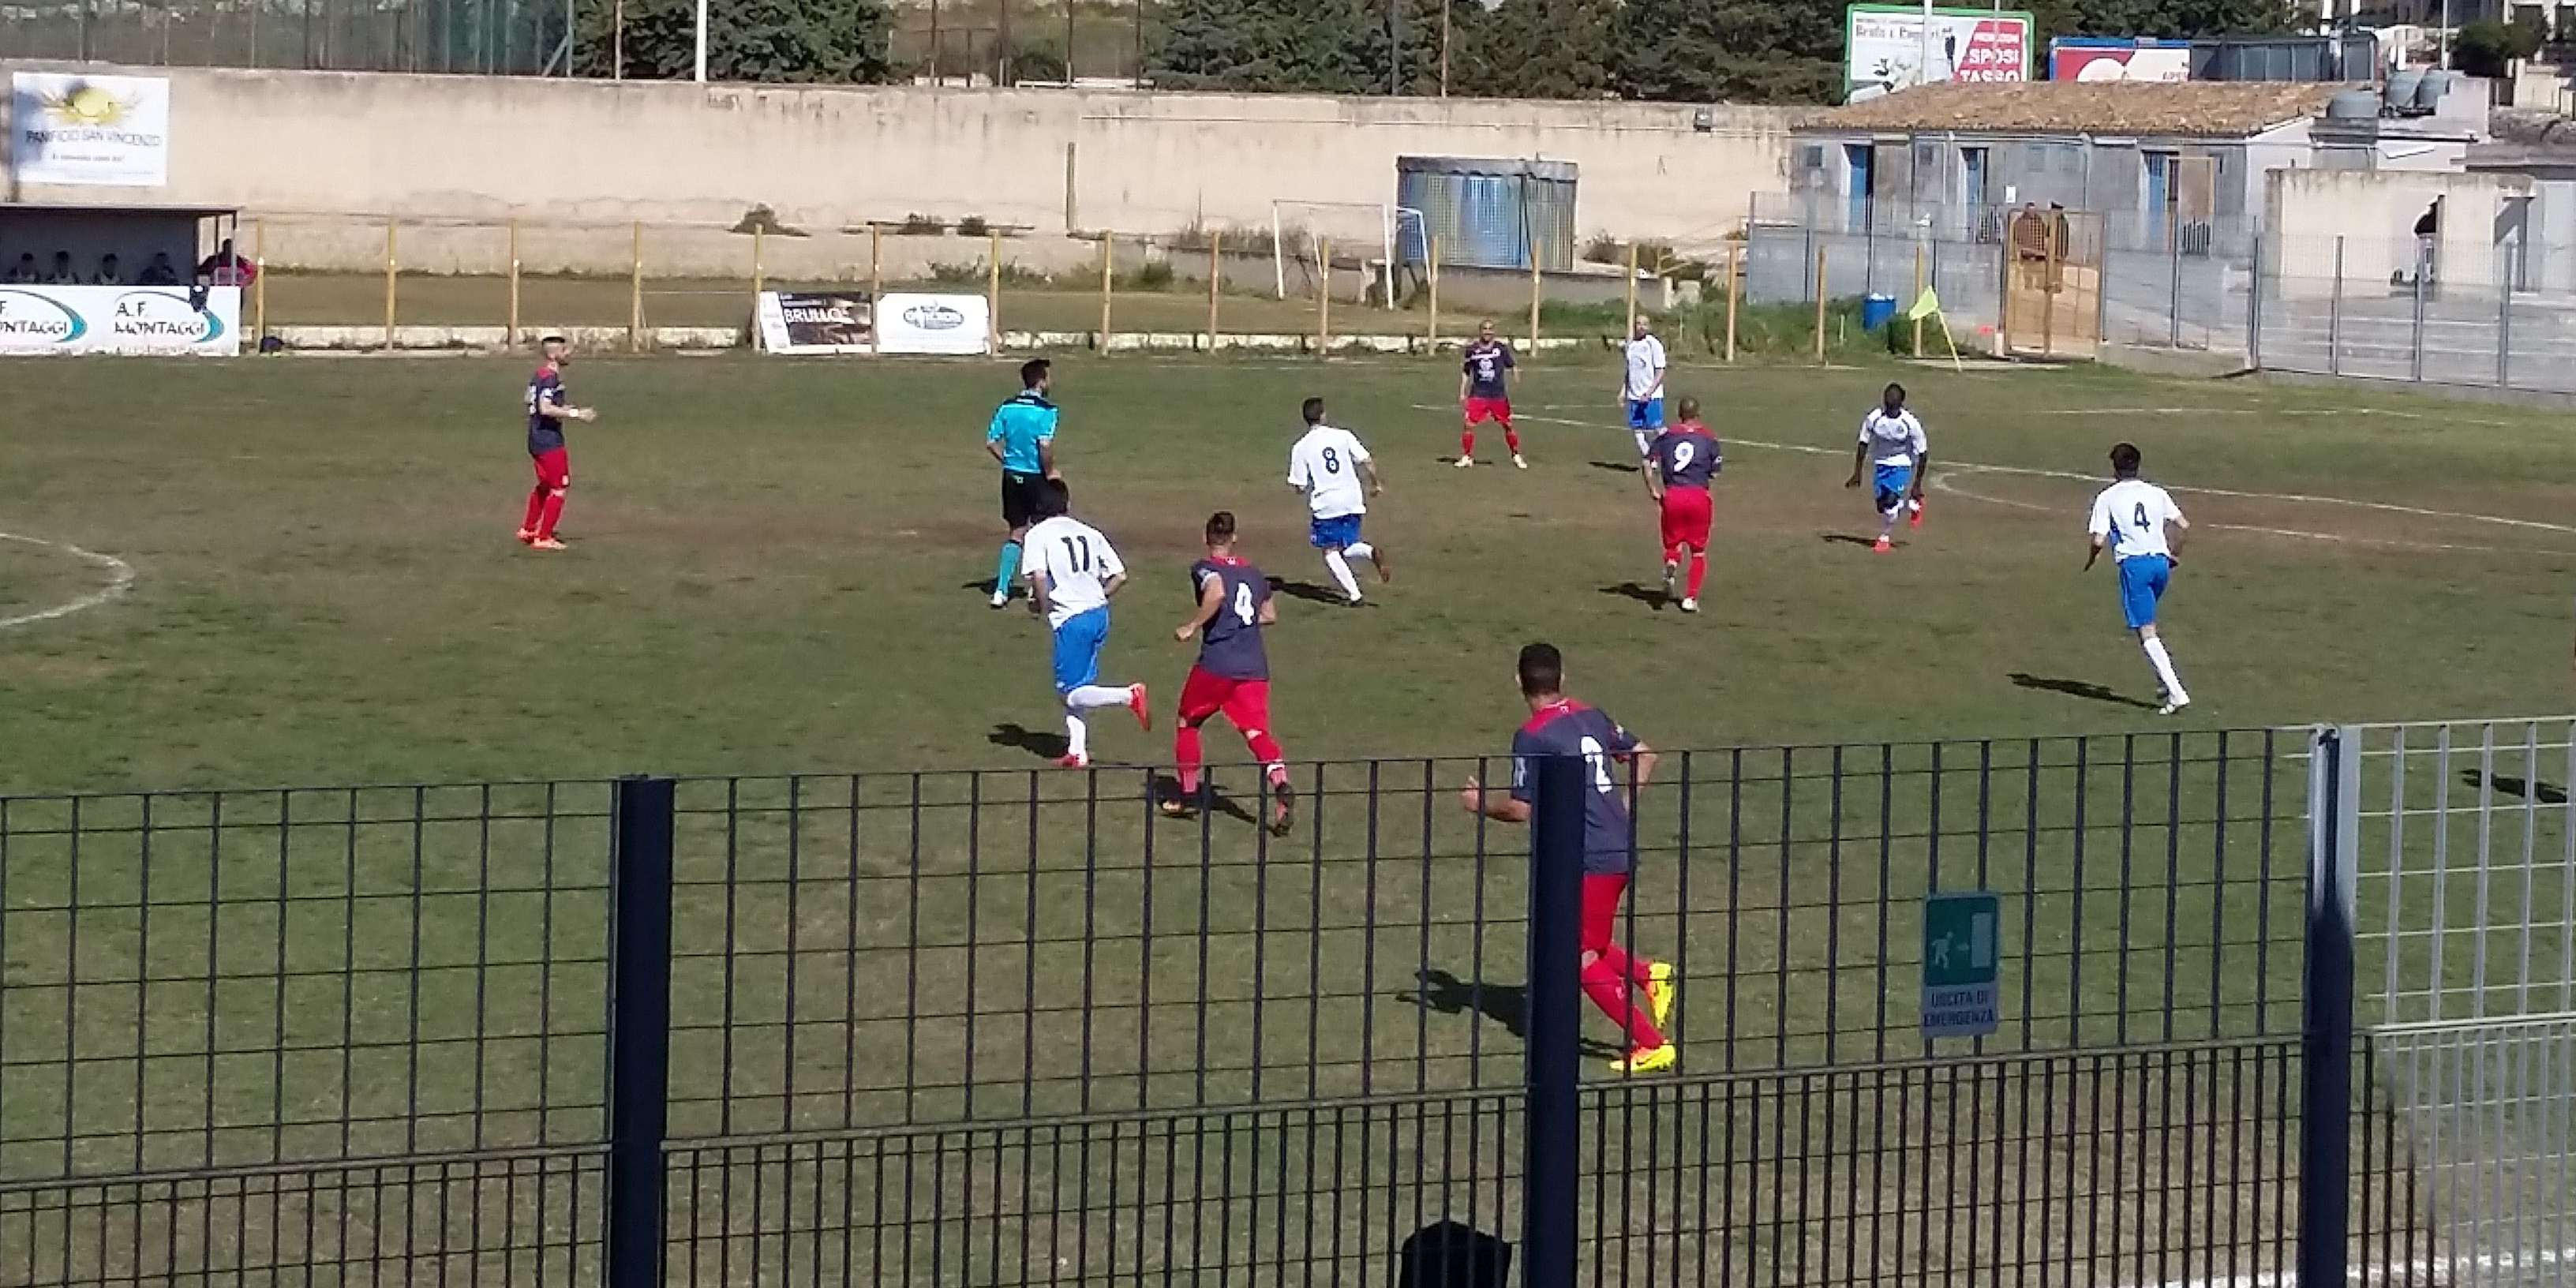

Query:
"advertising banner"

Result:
[[2050, 38, 2190, 82], [0, 285, 238, 356], [1845, 6, 2033, 100], [755, 290, 874, 354], [9, 72, 171, 187], [872, 293, 992, 356]]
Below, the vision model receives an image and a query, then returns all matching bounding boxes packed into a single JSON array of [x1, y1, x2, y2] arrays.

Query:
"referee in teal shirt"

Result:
[[985, 358, 1061, 608]]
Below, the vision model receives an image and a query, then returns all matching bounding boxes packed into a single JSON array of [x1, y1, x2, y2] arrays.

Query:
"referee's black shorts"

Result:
[[1001, 470, 1048, 529]]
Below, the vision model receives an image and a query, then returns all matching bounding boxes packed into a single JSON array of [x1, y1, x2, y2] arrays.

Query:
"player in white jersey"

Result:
[[1286, 396, 1390, 605], [1021, 481, 1151, 767], [2084, 442, 2192, 716], [1619, 319, 1668, 461], [1844, 383, 1928, 553]]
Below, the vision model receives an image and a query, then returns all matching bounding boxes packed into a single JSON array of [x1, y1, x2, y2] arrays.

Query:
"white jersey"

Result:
[[1859, 409, 1928, 466], [1623, 335, 1667, 402], [2088, 478, 2185, 561], [1287, 425, 1372, 519], [1024, 515, 1125, 628]]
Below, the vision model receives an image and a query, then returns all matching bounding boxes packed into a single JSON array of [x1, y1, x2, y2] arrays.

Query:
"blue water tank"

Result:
[[1863, 294, 1899, 331], [1396, 155, 1581, 271]]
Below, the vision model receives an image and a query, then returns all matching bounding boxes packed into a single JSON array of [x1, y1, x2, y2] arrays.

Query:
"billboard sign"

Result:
[[755, 290, 874, 354], [0, 286, 237, 356], [1846, 6, 2034, 100], [2050, 38, 2191, 82], [9, 72, 170, 186]]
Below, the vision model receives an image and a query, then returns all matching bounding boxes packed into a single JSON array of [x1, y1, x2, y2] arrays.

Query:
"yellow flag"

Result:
[[1904, 286, 1942, 322]]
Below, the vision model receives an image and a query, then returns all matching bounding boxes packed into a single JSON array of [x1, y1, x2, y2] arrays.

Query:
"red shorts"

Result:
[[1178, 667, 1272, 734], [531, 447, 571, 489], [1463, 396, 1512, 425], [1659, 487, 1712, 555], [1580, 873, 1630, 953]]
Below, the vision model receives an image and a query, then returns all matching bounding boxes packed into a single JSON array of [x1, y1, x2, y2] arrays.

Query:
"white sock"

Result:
[[1344, 541, 1375, 562], [1881, 511, 1898, 537], [1323, 550, 1361, 601], [1066, 684, 1131, 710], [2142, 638, 2187, 701], [1633, 430, 1655, 459], [1064, 710, 1089, 759]]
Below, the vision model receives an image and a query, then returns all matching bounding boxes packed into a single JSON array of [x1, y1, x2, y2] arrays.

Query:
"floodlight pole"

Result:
[[1919, 0, 1933, 86], [693, 0, 708, 81]]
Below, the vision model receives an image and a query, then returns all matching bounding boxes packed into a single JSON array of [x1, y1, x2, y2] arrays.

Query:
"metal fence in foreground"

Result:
[[0, 723, 2521, 1284]]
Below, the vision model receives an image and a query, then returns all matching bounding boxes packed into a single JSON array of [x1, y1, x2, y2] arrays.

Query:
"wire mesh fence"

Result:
[[0, 721, 2556, 1284]]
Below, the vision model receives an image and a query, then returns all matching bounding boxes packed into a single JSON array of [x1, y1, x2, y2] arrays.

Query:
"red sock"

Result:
[[1174, 724, 1204, 793], [1597, 944, 1655, 988], [521, 486, 546, 531], [1582, 957, 1665, 1049], [1243, 728, 1286, 769], [536, 489, 567, 539], [1687, 552, 1707, 598], [1460, 428, 1476, 457], [1503, 425, 1521, 454]]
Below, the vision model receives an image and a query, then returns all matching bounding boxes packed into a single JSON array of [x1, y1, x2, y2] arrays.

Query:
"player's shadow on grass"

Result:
[[960, 576, 1003, 596], [1598, 582, 1668, 609], [1399, 968, 1622, 1058], [1588, 460, 1642, 475], [1146, 773, 1264, 827], [1267, 576, 1354, 606], [988, 722, 1070, 760], [1819, 534, 1888, 549], [2008, 672, 2159, 710], [2463, 768, 2569, 805]]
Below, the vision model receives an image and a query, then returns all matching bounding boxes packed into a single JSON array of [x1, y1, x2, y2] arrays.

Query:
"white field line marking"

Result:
[[0, 532, 136, 630], [1426, 406, 2576, 542], [1926, 472, 2536, 556], [2138, 1243, 2576, 1288]]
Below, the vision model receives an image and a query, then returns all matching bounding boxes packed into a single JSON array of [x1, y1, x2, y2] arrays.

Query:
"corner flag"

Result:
[[1905, 286, 1942, 323]]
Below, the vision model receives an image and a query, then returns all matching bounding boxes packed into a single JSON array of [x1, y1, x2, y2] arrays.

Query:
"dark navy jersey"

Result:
[[1510, 700, 1642, 874], [1462, 339, 1515, 400], [1190, 556, 1271, 680], [526, 365, 567, 455], [1653, 423, 1721, 490]]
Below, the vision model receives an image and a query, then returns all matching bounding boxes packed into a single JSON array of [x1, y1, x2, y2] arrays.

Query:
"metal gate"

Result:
[[2351, 718, 2576, 1285], [1998, 208, 2102, 361]]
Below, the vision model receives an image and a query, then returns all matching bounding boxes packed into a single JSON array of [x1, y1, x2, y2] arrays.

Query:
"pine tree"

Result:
[[575, 0, 893, 82], [1614, 0, 1840, 104]]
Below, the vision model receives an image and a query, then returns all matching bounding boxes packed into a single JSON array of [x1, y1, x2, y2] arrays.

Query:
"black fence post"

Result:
[[605, 775, 678, 1288], [2297, 727, 2357, 1288], [1522, 754, 1583, 1288]]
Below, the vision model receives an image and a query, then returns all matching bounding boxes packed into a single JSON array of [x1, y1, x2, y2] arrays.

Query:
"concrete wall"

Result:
[[2264, 168, 2533, 290], [0, 62, 1801, 275]]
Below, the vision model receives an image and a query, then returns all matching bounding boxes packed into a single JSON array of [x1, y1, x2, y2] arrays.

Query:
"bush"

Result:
[[898, 212, 944, 235], [2452, 17, 2542, 76], [957, 215, 991, 238], [927, 261, 983, 284], [1122, 259, 1177, 290], [1581, 234, 1623, 264]]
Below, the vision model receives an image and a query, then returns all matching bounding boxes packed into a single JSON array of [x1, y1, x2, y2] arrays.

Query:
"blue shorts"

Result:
[[2117, 556, 2172, 630], [1626, 399, 1665, 432], [1050, 606, 1110, 693], [1872, 462, 1914, 512], [1309, 513, 1364, 549]]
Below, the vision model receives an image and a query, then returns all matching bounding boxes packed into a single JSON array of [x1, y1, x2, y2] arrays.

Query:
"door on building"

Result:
[[1845, 144, 1874, 234], [2142, 152, 2177, 250], [1962, 147, 1990, 219]]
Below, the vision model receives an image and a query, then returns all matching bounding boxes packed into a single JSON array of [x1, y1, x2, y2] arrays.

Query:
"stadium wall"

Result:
[[0, 62, 1800, 275]]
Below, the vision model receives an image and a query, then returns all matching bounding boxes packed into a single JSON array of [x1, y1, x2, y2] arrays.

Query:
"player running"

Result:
[[1022, 481, 1150, 768], [1844, 382, 1928, 553], [1619, 318, 1667, 462], [1458, 642, 1676, 1074], [1166, 511, 1295, 834], [1457, 320, 1525, 470], [518, 335, 597, 552], [2084, 442, 2193, 716], [1642, 396, 1721, 613], [1286, 397, 1391, 605], [985, 359, 1061, 608]]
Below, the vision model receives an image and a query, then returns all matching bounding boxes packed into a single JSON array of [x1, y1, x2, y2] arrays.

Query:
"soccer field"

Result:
[[0, 351, 2567, 792]]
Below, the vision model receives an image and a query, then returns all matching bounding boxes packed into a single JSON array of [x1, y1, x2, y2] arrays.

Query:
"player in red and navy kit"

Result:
[[518, 335, 597, 551], [1642, 396, 1721, 614], [1457, 320, 1524, 470], [1167, 511, 1295, 834], [1458, 642, 1677, 1074]]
